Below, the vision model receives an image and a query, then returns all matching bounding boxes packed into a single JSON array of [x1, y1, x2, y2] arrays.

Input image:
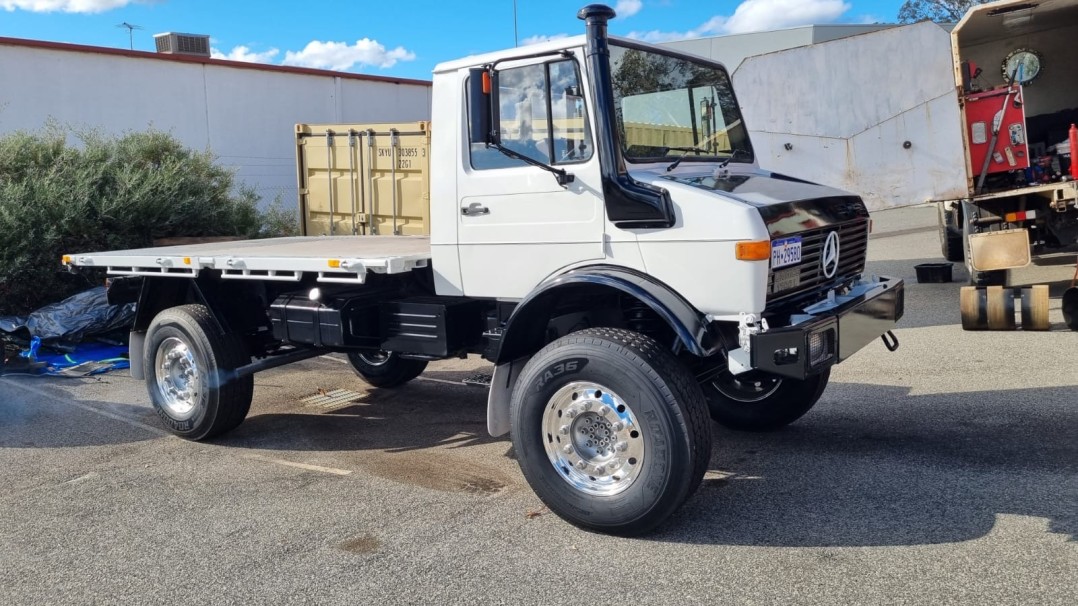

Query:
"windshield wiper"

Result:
[[716, 148, 753, 168], [665, 146, 709, 172], [492, 144, 575, 186]]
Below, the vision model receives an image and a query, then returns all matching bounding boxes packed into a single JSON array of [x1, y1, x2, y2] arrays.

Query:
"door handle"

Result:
[[461, 203, 490, 216]]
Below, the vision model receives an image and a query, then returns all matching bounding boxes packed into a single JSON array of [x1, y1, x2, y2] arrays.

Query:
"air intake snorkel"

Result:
[[577, 4, 675, 228]]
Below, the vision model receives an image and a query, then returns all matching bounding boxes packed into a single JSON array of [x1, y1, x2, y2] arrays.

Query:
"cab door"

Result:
[[456, 57, 605, 299]]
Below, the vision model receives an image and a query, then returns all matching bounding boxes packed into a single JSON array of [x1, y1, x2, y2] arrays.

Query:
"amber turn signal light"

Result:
[[735, 240, 771, 261]]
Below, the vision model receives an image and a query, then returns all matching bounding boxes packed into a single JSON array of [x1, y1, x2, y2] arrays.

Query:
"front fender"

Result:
[[486, 265, 722, 437], [494, 265, 721, 364]]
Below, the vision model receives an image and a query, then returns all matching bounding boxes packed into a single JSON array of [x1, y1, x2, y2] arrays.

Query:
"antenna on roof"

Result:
[[116, 22, 144, 50]]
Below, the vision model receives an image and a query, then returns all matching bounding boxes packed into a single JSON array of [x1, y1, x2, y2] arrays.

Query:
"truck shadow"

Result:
[[219, 368, 498, 454], [0, 379, 160, 448], [659, 382, 1077, 546]]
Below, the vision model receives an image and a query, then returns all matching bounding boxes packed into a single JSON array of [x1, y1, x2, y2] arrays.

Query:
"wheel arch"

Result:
[[494, 264, 722, 365], [486, 265, 723, 438]]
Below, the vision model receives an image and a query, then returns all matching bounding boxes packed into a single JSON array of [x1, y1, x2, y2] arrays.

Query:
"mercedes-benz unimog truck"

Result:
[[64, 4, 904, 535]]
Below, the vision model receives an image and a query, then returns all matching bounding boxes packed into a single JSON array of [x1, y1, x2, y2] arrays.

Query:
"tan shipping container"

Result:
[[296, 122, 431, 236]]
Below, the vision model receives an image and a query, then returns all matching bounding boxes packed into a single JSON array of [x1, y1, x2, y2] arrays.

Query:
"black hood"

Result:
[[660, 170, 869, 238]]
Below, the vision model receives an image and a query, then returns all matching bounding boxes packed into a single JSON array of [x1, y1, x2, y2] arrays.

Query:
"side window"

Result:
[[470, 59, 593, 170]]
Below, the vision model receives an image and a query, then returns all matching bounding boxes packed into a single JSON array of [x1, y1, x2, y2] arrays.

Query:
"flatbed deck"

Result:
[[64, 236, 431, 284]]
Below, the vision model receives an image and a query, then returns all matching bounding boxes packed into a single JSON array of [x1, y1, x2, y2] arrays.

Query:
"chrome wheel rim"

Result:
[[711, 371, 782, 403], [542, 382, 645, 497], [154, 337, 201, 419], [357, 351, 391, 367]]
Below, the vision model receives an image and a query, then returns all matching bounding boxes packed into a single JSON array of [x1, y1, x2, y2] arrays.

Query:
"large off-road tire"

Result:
[[939, 207, 964, 262], [702, 368, 830, 432], [145, 304, 253, 440], [509, 328, 711, 536], [962, 202, 1008, 286], [347, 350, 427, 388]]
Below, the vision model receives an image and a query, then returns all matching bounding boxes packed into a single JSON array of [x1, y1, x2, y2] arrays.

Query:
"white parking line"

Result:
[[319, 354, 466, 386], [2, 379, 170, 437], [242, 453, 352, 476], [3, 378, 355, 477]]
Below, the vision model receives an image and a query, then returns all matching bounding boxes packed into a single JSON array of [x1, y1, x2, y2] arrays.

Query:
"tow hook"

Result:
[[880, 330, 900, 352]]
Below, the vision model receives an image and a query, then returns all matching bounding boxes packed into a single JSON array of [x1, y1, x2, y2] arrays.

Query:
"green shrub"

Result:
[[0, 128, 298, 316]]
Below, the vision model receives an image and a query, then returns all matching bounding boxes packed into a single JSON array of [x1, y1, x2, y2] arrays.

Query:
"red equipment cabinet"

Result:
[[965, 86, 1030, 177]]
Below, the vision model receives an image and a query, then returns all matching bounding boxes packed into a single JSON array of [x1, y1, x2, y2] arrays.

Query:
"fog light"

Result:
[[809, 329, 835, 366]]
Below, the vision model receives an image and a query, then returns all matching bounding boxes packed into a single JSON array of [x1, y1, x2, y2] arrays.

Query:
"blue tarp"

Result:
[[2, 338, 129, 377]]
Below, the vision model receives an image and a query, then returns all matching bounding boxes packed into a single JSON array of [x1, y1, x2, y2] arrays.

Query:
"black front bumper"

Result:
[[750, 276, 904, 380]]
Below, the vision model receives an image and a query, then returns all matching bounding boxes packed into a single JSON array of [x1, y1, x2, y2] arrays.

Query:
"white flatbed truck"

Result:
[[64, 4, 904, 535]]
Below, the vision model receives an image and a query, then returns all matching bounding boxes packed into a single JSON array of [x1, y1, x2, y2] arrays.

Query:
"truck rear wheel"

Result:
[[703, 368, 830, 432], [510, 328, 711, 536], [145, 305, 253, 440], [347, 351, 428, 388]]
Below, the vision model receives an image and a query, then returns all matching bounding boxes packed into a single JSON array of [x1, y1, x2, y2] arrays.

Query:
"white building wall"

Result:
[[661, 25, 892, 72], [0, 41, 432, 206]]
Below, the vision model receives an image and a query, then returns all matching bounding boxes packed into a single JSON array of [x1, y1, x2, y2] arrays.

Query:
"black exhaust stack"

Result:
[[577, 4, 675, 229]]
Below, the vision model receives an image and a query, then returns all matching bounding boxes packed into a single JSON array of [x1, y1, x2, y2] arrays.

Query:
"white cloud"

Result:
[[282, 39, 415, 71], [520, 33, 569, 46], [628, 0, 851, 42], [628, 15, 727, 43], [615, 0, 643, 18], [211, 45, 280, 64], [724, 0, 850, 33], [0, 0, 135, 13]]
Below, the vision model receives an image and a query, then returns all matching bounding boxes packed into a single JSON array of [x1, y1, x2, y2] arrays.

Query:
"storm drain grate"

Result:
[[301, 389, 365, 410]]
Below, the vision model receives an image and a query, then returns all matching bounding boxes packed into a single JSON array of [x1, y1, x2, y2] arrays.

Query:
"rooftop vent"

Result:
[[153, 32, 211, 57]]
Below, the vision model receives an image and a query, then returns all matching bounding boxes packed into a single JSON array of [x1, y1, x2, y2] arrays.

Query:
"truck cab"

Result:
[[65, 4, 903, 535]]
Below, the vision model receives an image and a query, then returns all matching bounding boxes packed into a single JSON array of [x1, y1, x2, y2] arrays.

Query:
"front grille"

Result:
[[766, 218, 869, 310]]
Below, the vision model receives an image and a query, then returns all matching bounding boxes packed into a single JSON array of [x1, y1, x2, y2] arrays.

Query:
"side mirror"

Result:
[[468, 67, 500, 146]]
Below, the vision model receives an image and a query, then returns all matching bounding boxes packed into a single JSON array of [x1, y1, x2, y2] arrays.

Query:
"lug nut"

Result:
[[612, 421, 624, 431], [615, 441, 628, 452], [559, 425, 570, 435], [563, 444, 573, 455], [582, 401, 593, 411], [598, 405, 610, 415], [575, 461, 588, 470], [566, 407, 580, 419]]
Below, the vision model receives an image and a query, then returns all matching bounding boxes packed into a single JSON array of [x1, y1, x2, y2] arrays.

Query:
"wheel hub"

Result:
[[155, 337, 201, 419], [542, 382, 644, 496], [357, 351, 391, 367]]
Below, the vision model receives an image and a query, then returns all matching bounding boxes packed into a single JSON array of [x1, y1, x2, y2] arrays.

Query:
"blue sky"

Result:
[[2, 1, 907, 80]]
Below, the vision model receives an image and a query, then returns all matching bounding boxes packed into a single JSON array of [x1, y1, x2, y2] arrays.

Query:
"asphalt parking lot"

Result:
[[1, 205, 1075, 605]]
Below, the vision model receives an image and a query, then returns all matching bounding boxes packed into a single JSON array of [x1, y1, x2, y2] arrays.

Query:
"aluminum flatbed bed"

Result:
[[64, 236, 431, 284]]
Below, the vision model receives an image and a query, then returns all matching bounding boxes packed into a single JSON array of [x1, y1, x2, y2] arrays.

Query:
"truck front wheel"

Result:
[[510, 328, 711, 536], [144, 305, 254, 440], [347, 351, 428, 388], [703, 369, 830, 432]]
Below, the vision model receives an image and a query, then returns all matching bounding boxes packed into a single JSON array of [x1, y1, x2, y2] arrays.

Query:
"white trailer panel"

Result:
[[733, 21, 968, 210]]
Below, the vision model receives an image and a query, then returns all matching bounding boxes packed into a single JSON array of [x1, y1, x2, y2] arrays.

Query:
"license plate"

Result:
[[772, 267, 801, 293], [771, 236, 802, 269]]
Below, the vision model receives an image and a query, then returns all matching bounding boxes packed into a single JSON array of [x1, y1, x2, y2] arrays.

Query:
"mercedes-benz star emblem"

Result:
[[821, 232, 841, 278]]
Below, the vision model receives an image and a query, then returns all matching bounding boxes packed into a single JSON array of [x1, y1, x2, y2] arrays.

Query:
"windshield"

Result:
[[609, 43, 753, 164]]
